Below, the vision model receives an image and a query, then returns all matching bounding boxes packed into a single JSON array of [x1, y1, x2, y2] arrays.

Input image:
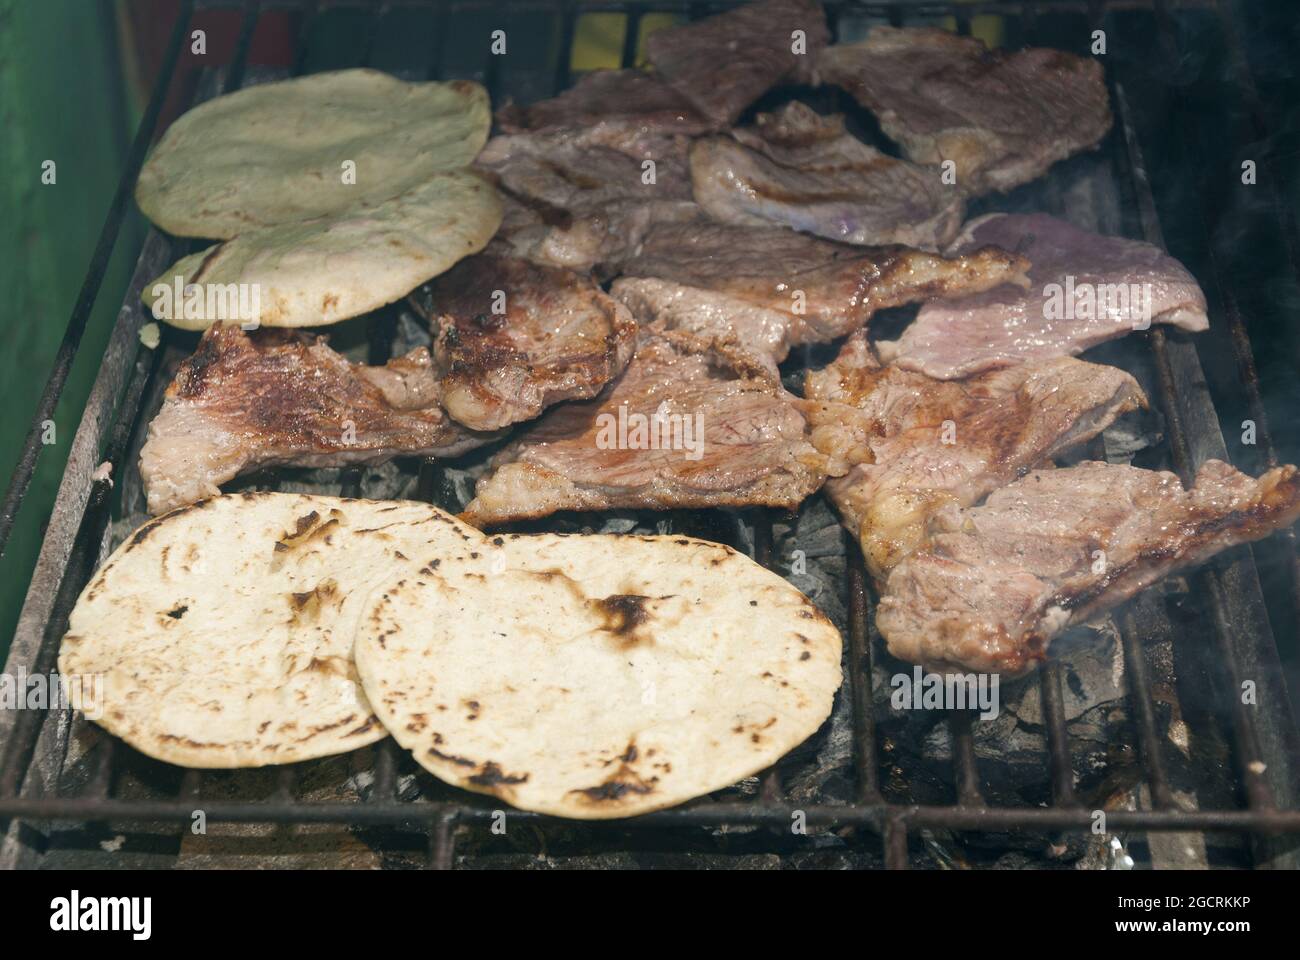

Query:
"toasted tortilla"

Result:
[[136, 70, 492, 239], [142, 170, 502, 329], [58, 492, 484, 768], [355, 533, 843, 818]]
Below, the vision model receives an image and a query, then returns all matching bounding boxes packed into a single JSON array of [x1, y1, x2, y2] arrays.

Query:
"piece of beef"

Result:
[[461, 333, 829, 526], [877, 460, 1300, 675], [819, 27, 1111, 195], [140, 325, 497, 515], [613, 221, 1028, 367], [495, 68, 715, 158], [476, 132, 699, 274], [877, 213, 1210, 379], [690, 102, 964, 249], [803, 332, 1146, 579], [427, 254, 637, 431], [645, 0, 829, 126]]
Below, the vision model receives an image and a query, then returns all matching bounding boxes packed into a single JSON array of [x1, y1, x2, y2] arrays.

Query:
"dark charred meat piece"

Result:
[[461, 333, 830, 526], [140, 325, 498, 515], [613, 221, 1028, 367], [645, 0, 829, 126], [878, 213, 1210, 379], [877, 460, 1300, 675], [803, 332, 1146, 579], [476, 132, 699, 274], [690, 103, 964, 249], [428, 254, 637, 431], [495, 68, 715, 156], [819, 27, 1111, 195]]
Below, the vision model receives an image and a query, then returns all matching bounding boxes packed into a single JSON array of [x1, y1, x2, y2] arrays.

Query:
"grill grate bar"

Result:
[[291, 1, 322, 75], [7, 794, 1300, 831], [1117, 610, 1175, 808], [428, 812, 457, 869], [620, 5, 645, 66], [883, 816, 908, 869], [950, 712, 984, 808], [1039, 662, 1079, 807], [371, 741, 401, 801], [845, 550, 882, 805], [554, 1, 578, 91], [226, 0, 263, 91]]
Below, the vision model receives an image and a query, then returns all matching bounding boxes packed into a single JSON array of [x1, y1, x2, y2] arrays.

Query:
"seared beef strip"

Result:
[[140, 325, 497, 515], [477, 132, 699, 274], [428, 254, 637, 431], [645, 0, 829, 127], [803, 332, 1145, 579], [819, 27, 1111, 195], [877, 460, 1300, 675], [878, 213, 1210, 379], [613, 221, 1028, 367], [690, 103, 964, 249], [461, 333, 830, 526], [495, 68, 715, 157]]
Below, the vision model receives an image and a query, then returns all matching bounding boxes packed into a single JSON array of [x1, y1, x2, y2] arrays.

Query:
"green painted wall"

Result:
[[0, 0, 142, 657]]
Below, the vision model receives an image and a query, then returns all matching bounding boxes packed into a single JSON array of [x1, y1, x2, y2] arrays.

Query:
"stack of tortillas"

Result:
[[136, 70, 501, 329], [60, 493, 842, 818]]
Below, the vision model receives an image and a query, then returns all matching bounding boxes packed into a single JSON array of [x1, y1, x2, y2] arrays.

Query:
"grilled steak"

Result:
[[477, 132, 698, 274], [613, 221, 1028, 367], [690, 103, 964, 249], [140, 325, 497, 515], [878, 213, 1210, 379], [819, 27, 1111, 195], [461, 333, 829, 526], [428, 254, 637, 431], [645, 0, 829, 127], [804, 332, 1146, 579], [877, 460, 1300, 675], [495, 68, 715, 157]]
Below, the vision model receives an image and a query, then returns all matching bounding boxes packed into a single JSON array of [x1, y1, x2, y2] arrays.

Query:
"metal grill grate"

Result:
[[2, 0, 1298, 870]]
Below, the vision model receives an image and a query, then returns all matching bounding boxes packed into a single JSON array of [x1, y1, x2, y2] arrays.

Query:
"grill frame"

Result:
[[1, 0, 1298, 870]]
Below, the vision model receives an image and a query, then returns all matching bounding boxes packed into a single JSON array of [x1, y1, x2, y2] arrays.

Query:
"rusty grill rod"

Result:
[[6, 795, 1300, 832]]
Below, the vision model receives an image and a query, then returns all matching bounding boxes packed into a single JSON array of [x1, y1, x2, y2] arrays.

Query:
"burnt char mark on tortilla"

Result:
[[571, 767, 659, 804], [430, 747, 477, 768], [593, 594, 652, 637], [275, 509, 343, 555], [468, 761, 529, 787]]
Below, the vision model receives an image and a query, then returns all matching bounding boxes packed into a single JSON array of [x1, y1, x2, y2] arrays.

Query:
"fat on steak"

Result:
[[877, 213, 1210, 379], [876, 460, 1300, 675], [818, 27, 1111, 195], [428, 254, 637, 431], [803, 332, 1146, 579], [645, 0, 829, 127], [461, 333, 830, 526], [690, 102, 964, 249], [140, 325, 497, 515], [613, 221, 1028, 368]]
